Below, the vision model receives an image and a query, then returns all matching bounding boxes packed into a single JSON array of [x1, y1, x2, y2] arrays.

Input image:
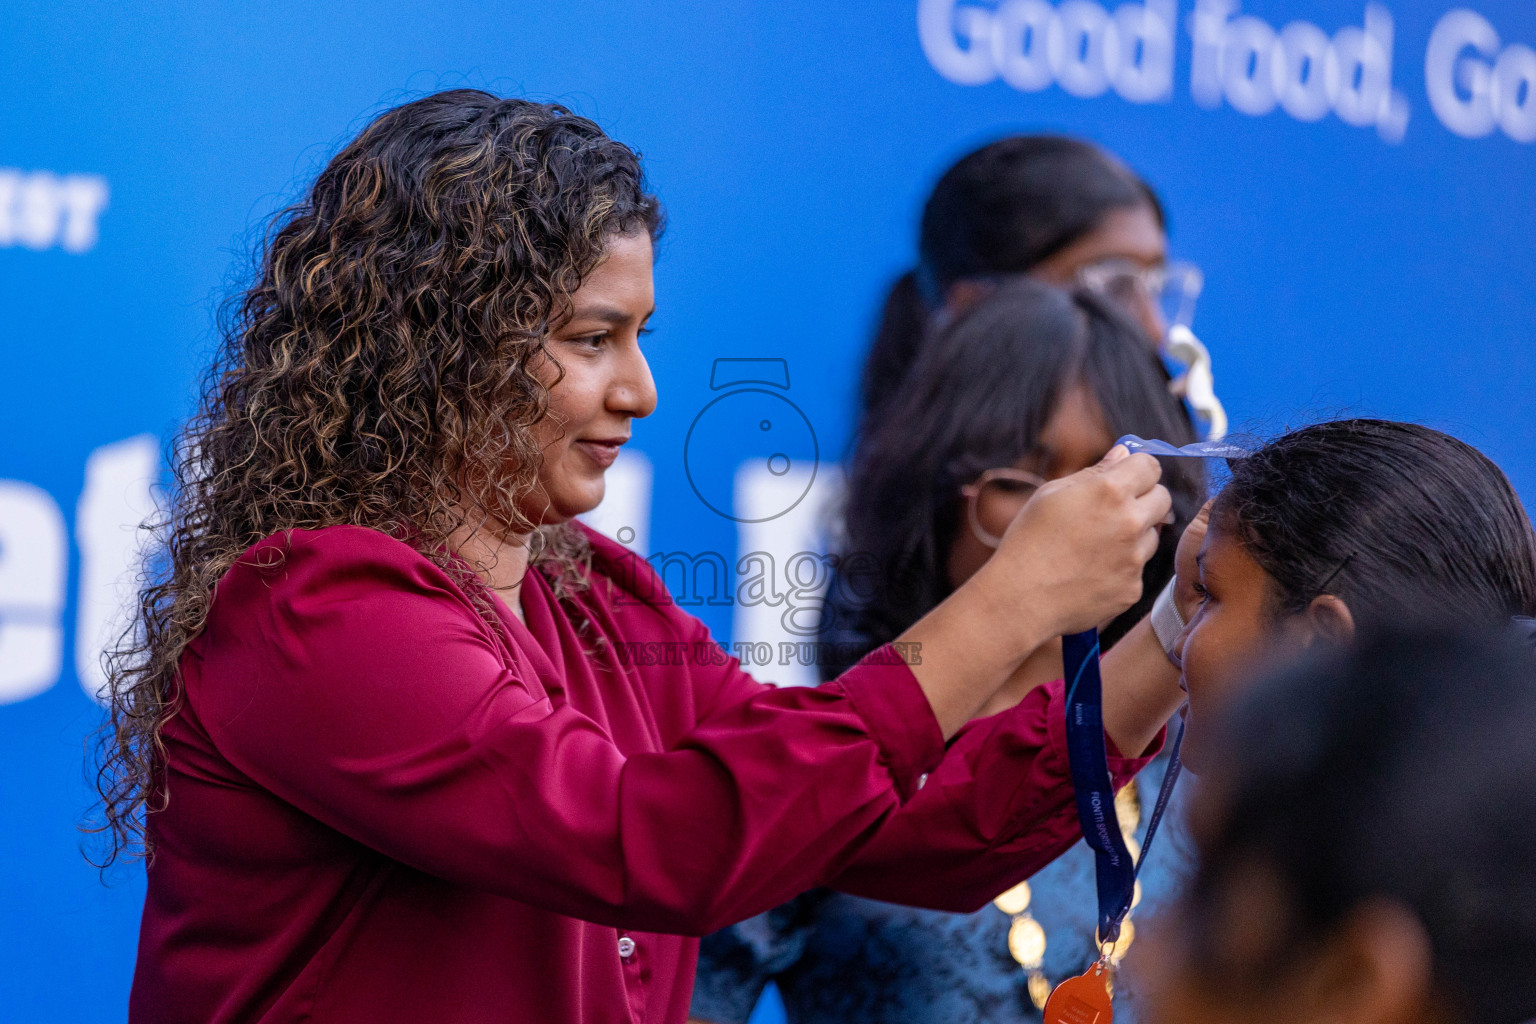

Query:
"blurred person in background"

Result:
[[1141, 624, 1536, 1024], [859, 135, 1201, 441], [691, 278, 1205, 1024], [843, 134, 1202, 682]]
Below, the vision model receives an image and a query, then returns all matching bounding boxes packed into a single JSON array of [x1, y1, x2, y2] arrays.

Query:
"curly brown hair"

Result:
[[88, 89, 664, 866]]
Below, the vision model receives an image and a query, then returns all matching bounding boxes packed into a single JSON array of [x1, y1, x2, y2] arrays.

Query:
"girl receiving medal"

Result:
[[1047, 418, 1536, 1024]]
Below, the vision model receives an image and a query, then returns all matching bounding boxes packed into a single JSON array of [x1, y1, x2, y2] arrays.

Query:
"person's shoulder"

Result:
[[227, 525, 470, 605], [235, 523, 426, 572], [240, 522, 418, 559]]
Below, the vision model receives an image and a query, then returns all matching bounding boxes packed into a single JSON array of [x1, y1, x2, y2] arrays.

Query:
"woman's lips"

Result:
[[575, 439, 624, 468]]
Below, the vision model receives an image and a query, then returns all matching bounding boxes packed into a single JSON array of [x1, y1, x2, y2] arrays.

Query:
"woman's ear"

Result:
[[1303, 594, 1356, 645]]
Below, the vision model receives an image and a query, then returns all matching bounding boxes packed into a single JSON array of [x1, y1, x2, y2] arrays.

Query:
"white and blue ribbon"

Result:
[[1115, 434, 1251, 460]]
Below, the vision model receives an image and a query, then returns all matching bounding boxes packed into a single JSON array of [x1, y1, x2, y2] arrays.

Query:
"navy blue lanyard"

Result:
[[1513, 616, 1536, 652], [1063, 629, 1185, 945]]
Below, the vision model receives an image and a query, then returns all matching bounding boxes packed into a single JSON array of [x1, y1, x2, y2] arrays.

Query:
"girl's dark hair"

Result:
[[860, 136, 1163, 429], [1188, 625, 1536, 1024], [822, 278, 1202, 677], [1214, 419, 1536, 629], [90, 90, 662, 865]]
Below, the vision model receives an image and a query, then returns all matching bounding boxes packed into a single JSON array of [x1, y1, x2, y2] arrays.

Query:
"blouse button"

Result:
[[617, 936, 637, 959], [917, 773, 929, 790]]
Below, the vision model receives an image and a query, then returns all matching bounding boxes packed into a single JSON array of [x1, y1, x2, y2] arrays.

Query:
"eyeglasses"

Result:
[[960, 467, 1047, 549], [1076, 258, 1205, 332]]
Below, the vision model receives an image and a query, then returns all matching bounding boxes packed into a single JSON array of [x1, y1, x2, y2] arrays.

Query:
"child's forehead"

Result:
[[1198, 519, 1268, 581]]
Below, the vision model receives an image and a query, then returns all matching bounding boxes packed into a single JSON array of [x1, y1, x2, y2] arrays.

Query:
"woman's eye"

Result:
[[1191, 581, 1210, 602], [570, 333, 606, 350]]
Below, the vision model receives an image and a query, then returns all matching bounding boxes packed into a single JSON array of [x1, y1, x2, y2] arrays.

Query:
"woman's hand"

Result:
[[980, 445, 1172, 636], [900, 447, 1171, 738]]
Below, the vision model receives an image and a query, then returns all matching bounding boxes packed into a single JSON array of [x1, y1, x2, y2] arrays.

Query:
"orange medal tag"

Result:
[[1042, 962, 1113, 1024]]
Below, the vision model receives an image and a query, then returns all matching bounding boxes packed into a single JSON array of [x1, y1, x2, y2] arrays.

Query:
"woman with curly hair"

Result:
[[99, 90, 1184, 1024]]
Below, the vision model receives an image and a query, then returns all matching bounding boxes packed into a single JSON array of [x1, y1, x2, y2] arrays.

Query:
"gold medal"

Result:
[[992, 880, 1032, 916], [1007, 915, 1047, 969], [1043, 962, 1113, 1024]]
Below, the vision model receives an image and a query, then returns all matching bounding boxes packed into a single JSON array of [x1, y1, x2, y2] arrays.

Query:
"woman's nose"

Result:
[[1136, 294, 1166, 345], [611, 342, 657, 419]]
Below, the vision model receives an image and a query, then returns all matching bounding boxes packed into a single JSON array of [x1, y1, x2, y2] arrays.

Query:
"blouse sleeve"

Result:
[[681, 595, 1163, 915], [825, 680, 1162, 912], [193, 529, 945, 938]]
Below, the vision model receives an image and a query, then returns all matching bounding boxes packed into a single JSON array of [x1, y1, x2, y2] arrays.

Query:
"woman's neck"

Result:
[[449, 520, 533, 623]]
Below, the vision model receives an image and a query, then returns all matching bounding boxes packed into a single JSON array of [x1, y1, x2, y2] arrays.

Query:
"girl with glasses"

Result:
[[691, 277, 1204, 1024], [860, 135, 1200, 446]]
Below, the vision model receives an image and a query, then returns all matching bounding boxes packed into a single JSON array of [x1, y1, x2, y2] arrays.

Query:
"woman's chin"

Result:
[[552, 485, 608, 525], [515, 470, 608, 527]]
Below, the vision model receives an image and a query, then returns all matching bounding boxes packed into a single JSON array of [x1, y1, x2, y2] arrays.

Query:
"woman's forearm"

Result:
[[827, 673, 1158, 913], [899, 574, 1053, 738], [1099, 614, 1184, 757]]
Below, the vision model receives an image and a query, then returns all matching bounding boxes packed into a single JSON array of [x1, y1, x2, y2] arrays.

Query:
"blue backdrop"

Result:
[[3, 1, 1534, 1019]]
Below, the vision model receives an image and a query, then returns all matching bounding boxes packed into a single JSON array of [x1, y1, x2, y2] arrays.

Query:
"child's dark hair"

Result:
[[860, 136, 1162, 432], [1214, 419, 1536, 629], [824, 277, 1202, 677], [1189, 625, 1536, 1024]]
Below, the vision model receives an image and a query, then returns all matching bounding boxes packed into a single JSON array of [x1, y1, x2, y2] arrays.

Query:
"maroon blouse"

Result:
[[130, 524, 1156, 1023]]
